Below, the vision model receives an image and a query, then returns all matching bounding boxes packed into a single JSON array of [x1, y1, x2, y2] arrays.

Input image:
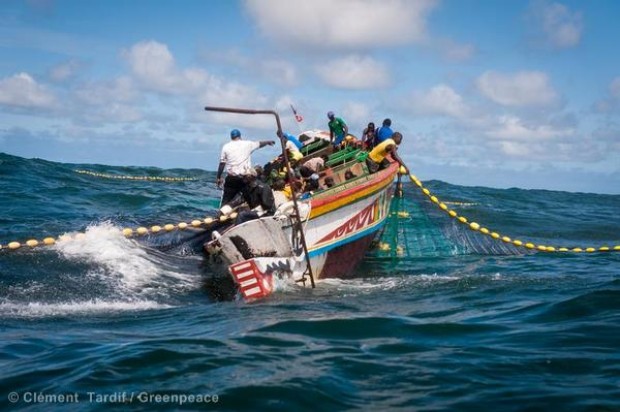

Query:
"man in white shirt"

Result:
[[302, 155, 328, 173], [216, 129, 275, 206]]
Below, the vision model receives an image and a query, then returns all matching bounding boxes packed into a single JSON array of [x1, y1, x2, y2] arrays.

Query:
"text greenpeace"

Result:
[[135, 392, 219, 405]]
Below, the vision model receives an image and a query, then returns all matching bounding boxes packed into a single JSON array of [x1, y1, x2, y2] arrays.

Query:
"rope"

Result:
[[6, 173, 618, 254], [74, 169, 197, 182], [408, 173, 620, 253], [0, 213, 238, 252]]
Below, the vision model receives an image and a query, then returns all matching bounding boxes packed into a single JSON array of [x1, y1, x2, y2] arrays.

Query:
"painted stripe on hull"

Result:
[[304, 181, 395, 256], [308, 215, 386, 257], [310, 162, 399, 218]]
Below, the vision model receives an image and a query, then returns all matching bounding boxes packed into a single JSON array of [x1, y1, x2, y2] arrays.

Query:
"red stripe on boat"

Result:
[[229, 260, 273, 300]]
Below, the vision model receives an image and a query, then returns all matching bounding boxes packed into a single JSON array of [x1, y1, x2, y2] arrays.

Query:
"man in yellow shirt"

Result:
[[366, 132, 408, 174]]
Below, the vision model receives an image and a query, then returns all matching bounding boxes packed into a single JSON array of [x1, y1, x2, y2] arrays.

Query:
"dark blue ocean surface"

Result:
[[1, 152, 619, 411]]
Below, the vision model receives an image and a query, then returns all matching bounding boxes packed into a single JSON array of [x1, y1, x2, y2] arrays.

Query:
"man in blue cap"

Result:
[[216, 129, 275, 206]]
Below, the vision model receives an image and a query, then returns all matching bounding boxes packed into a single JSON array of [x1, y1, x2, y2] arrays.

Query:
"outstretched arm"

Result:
[[388, 147, 408, 174], [259, 140, 276, 148]]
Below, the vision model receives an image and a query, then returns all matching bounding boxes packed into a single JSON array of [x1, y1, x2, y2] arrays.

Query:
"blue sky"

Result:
[[1, 0, 619, 194]]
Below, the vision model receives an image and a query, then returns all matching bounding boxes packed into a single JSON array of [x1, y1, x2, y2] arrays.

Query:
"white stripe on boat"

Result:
[[234, 262, 252, 271], [243, 286, 262, 297], [234, 269, 256, 279], [239, 278, 258, 288]]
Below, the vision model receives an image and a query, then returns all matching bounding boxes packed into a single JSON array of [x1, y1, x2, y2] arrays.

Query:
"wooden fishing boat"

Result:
[[203, 107, 401, 301]]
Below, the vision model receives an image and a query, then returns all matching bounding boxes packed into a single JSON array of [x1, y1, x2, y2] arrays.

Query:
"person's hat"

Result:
[[230, 129, 241, 138], [327, 111, 335, 119]]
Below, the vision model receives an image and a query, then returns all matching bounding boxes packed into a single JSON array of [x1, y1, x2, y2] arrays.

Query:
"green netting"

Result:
[[367, 192, 462, 261], [385, 181, 525, 257]]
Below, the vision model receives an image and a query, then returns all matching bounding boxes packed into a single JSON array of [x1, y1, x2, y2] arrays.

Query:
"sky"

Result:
[[1, 0, 619, 194]]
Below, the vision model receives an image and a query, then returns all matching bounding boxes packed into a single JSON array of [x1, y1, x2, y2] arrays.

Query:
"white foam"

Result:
[[313, 273, 461, 293], [55, 221, 197, 294], [0, 299, 171, 318], [271, 274, 303, 293], [417, 273, 461, 282]]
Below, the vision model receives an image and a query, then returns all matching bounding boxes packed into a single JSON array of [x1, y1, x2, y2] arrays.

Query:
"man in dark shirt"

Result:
[[221, 169, 276, 224]]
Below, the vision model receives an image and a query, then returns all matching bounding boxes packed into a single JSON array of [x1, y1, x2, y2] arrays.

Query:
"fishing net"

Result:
[[370, 180, 526, 259]]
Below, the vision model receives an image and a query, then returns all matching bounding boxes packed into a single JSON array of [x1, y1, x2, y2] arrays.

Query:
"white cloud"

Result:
[[197, 77, 272, 129], [342, 101, 373, 128], [527, 0, 583, 48], [476, 70, 559, 107], [410, 84, 470, 118], [123, 40, 210, 94], [122, 40, 271, 127], [486, 115, 573, 141], [592, 77, 620, 113], [0, 72, 56, 109], [124, 40, 269, 108], [83, 103, 143, 123], [258, 60, 298, 87], [199, 48, 299, 87], [315, 55, 389, 89], [436, 39, 476, 62], [49, 59, 83, 82], [498, 141, 532, 157], [244, 0, 438, 49], [199, 77, 267, 109], [74, 76, 137, 106], [69, 76, 142, 123]]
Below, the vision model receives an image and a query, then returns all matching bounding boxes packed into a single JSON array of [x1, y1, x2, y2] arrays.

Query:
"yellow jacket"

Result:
[[368, 138, 396, 163]]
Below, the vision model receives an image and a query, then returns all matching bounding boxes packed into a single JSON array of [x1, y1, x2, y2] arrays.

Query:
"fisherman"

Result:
[[216, 129, 275, 206], [271, 178, 289, 207], [327, 111, 349, 148], [323, 176, 335, 188], [344, 170, 357, 180], [375, 118, 394, 145], [305, 174, 320, 192], [362, 122, 376, 150], [282, 132, 303, 151], [282, 132, 303, 162], [366, 131, 408, 174], [220, 168, 276, 224], [302, 154, 328, 173]]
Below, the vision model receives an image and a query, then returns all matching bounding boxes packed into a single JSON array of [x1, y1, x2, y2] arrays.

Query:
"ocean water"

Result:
[[1, 152, 619, 411]]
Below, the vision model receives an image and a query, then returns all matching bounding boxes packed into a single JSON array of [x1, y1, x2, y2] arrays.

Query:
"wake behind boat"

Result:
[[202, 106, 403, 301]]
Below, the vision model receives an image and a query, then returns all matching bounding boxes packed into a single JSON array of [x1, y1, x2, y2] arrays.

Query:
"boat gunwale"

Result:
[[309, 161, 399, 218]]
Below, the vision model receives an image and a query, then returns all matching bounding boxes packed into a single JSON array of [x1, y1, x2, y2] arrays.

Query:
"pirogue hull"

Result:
[[204, 156, 399, 300], [302, 162, 397, 278]]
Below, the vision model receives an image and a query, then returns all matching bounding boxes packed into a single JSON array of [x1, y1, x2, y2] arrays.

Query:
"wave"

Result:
[[55, 221, 197, 293], [0, 221, 206, 317]]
